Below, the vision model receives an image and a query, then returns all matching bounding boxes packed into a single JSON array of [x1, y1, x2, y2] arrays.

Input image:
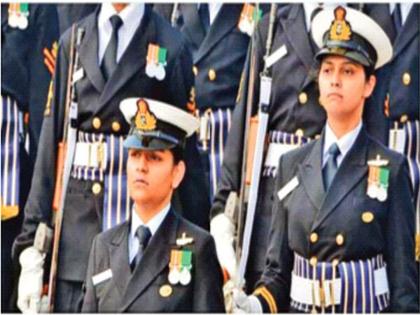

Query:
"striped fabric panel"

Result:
[[262, 131, 311, 178], [70, 131, 131, 231], [71, 131, 104, 181], [338, 255, 389, 313], [102, 134, 130, 230], [404, 121, 420, 239], [1, 95, 20, 210], [206, 108, 232, 200], [292, 253, 389, 313]]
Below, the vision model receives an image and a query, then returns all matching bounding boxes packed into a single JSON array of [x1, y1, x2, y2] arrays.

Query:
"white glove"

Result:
[[232, 288, 263, 313], [210, 213, 237, 281], [18, 246, 46, 314]]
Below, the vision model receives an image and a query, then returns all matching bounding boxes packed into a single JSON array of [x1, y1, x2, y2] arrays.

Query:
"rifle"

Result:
[[47, 25, 84, 312], [235, 4, 278, 288]]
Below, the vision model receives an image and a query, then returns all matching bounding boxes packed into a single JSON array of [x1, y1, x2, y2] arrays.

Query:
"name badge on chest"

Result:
[[367, 155, 389, 202]]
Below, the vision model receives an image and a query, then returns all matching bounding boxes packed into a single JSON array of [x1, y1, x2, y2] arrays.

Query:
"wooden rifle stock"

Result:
[[245, 116, 259, 186], [47, 24, 85, 312], [52, 142, 67, 212]]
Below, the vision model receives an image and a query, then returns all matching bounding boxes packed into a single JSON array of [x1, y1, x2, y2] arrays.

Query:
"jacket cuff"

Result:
[[254, 286, 278, 313]]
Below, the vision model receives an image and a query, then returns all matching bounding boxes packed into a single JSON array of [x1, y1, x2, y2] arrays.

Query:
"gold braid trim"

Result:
[[254, 286, 278, 313]]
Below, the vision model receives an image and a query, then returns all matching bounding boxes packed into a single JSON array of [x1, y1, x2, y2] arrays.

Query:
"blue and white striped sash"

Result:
[[389, 120, 420, 255], [70, 131, 130, 230], [263, 131, 311, 178], [1, 94, 21, 219], [291, 253, 390, 313], [403, 121, 420, 241], [198, 108, 232, 200]]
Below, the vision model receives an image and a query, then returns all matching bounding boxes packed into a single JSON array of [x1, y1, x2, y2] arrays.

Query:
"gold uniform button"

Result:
[[362, 211, 374, 223], [295, 129, 304, 137], [92, 117, 101, 130], [402, 72, 411, 86], [159, 284, 173, 297], [336, 234, 344, 246], [92, 182, 102, 195], [400, 114, 408, 123], [299, 92, 308, 105], [310, 256, 317, 266], [112, 121, 121, 132], [192, 66, 198, 76], [208, 69, 216, 81], [310, 232, 319, 243]]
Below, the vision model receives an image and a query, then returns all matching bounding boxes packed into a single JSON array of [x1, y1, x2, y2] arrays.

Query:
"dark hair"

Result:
[[170, 145, 184, 165]]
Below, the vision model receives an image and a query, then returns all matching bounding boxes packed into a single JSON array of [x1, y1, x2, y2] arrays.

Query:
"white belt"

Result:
[[73, 142, 108, 170], [290, 266, 389, 307], [264, 143, 299, 168]]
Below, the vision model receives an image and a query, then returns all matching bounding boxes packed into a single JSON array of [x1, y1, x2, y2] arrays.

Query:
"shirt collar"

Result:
[[323, 121, 362, 164], [389, 3, 413, 25], [98, 3, 144, 34], [130, 203, 171, 239], [197, 3, 223, 25]]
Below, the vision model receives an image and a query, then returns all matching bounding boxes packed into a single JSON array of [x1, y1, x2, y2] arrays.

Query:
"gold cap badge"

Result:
[[135, 99, 157, 131], [329, 6, 352, 41]]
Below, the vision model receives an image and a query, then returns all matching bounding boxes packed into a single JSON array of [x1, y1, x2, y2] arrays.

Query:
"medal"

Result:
[[179, 267, 191, 286], [367, 155, 389, 202], [238, 4, 262, 36], [179, 250, 192, 286], [168, 249, 181, 284], [146, 44, 167, 81], [377, 167, 389, 202], [168, 268, 180, 285], [8, 3, 29, 30], [168, 235, 194, 286]]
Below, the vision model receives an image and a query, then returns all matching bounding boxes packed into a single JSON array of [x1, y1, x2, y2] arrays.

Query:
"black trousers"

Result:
[[55, 279, 84, 313]]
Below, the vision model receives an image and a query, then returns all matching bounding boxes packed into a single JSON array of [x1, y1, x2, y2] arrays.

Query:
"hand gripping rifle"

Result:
[[47, 25, 84, 312], [235, 4, 278, 288]]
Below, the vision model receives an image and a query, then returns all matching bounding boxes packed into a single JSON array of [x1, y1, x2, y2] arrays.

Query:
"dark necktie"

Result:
[[392, 4, 402, 35], [101, 15, 123, 81], [322, 143, 340, 191], [199, 3, 210, 34], [131, 225, 151, 271]]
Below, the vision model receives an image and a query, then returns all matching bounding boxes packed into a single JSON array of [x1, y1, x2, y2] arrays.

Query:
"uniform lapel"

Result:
[[298, 136, 325, 211], [120, 209, 179, 311], [181, 4, 206, 51], [108, 221, 132, 296], [78, 9, 106, 92], [281, 5, 314, 72], [312, 128, 369, 230], [393, 5, 419, 59], [98, 5, 154, 108], [194, 4, 242, 64]]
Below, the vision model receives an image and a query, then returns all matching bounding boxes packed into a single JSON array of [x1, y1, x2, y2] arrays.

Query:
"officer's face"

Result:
[[318, 55, 376, 121], [127, 149, 185, 211]]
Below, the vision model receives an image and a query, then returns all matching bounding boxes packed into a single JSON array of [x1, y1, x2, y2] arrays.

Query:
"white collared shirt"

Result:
[[128, 203, 171, 263], [322, 121, 363, 168], [389, 3, 413, 26], [198, 3, 222, 25], [97, 3, 144, 64]]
